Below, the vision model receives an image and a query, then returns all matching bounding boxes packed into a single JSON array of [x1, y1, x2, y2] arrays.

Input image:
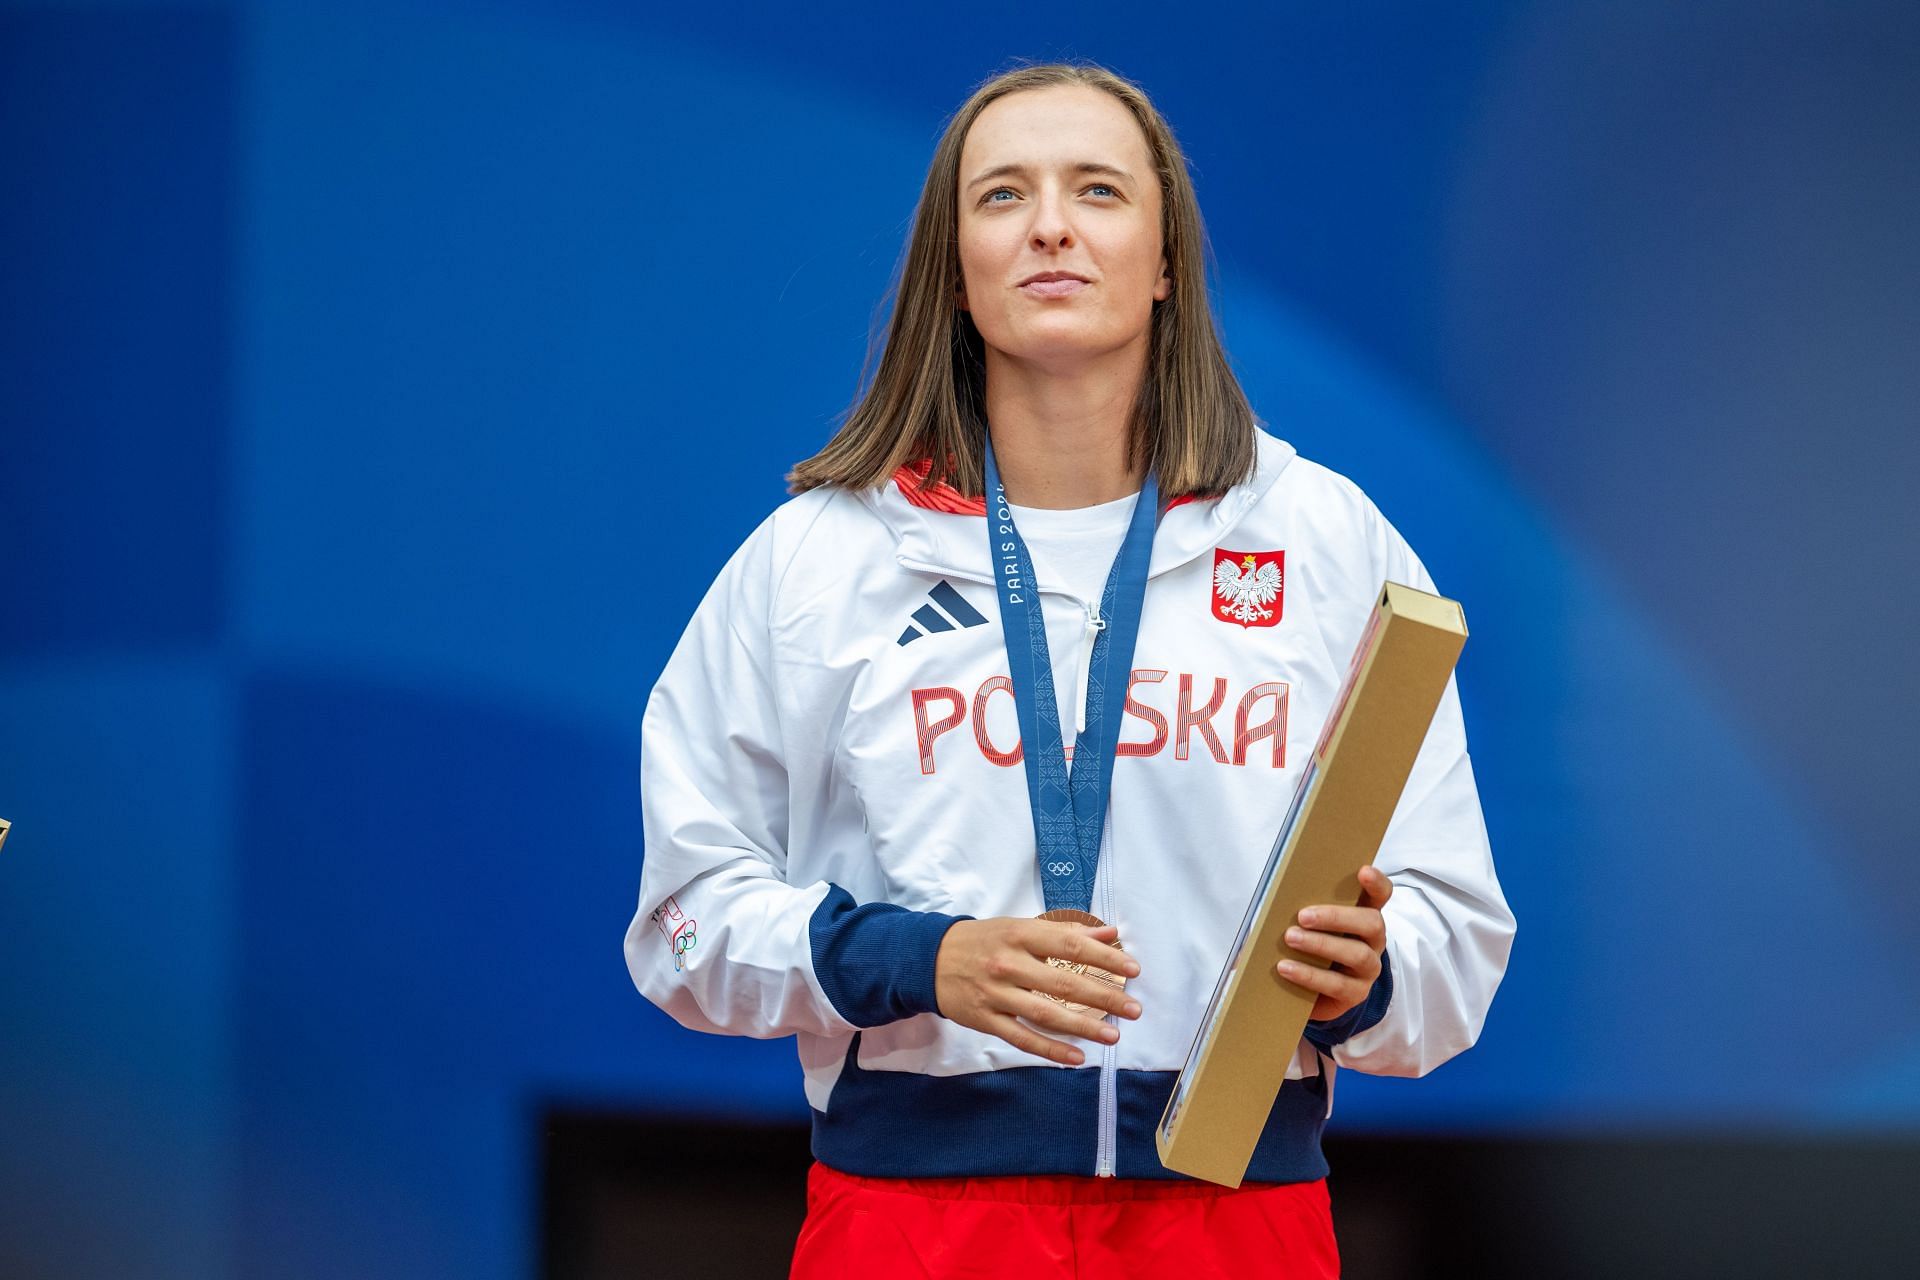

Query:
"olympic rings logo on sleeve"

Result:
[[670, 922, 697, 971], [650, 896, 700, 973]]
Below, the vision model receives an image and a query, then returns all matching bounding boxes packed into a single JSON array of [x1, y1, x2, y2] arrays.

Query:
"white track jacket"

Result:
[[626, 428, 1514, 1181]]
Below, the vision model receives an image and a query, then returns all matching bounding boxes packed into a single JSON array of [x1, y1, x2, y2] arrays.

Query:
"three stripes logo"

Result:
[[897, 580, 989, 646]]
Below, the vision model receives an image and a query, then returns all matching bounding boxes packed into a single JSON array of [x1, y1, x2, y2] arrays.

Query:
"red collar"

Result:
[[891, 458, 1200, 515], [891, 458, 986, 514]]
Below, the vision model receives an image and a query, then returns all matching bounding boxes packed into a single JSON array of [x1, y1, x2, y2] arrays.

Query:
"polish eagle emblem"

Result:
[[1211, 549, 1285, 628]]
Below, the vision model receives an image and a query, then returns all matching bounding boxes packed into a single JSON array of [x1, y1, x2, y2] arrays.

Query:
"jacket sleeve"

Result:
[[624, 511, 969, 1039], [1308, 499, 1517, 1076]]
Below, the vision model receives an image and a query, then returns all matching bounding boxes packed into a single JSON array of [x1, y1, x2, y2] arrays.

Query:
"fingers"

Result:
[[997, 944, 1141, 1063], [1278, 880, 1385, 1010], [1282, 926, 1376, 971], [1295, 904, 1384, 941], [991, 982, 1124, 1064], [986, 1012, 1090, 1066], [1024, 955, 1143, 1022], [1012, 988, 1122, 1046], [1276, 956, 1373, 1004], [1295, 869, 1394, 936], [1021, 925, 1141, 1019], [1030, 924, 1141, 980], [940, 917, 1149, 1066]]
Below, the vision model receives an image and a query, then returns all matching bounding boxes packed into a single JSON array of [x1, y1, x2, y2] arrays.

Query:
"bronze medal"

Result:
[[1035, 907, 1128, 1015]]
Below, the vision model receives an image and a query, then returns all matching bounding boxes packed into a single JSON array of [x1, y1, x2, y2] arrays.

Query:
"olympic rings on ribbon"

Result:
[[1045, 861, 1076, 876]]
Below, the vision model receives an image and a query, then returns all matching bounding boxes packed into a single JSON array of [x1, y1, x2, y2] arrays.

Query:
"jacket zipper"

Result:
[[1072, 603, 1106, 738], [1095, 802, 1119, 1177], [1066, 595, 1119, 1175]]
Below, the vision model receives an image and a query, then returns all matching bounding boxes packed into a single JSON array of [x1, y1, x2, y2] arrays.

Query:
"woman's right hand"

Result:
[[933, 918, 1143, 1065]]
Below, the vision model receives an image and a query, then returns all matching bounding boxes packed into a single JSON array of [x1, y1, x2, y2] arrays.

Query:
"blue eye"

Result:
[[979, 183, 1118, 205]]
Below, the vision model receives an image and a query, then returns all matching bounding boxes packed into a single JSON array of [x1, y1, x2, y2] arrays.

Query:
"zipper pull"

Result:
[[1074, 603, 1107, 738]]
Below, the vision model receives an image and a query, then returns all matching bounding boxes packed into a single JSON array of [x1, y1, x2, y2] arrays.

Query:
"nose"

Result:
[[1028, 182, 1076, 250]]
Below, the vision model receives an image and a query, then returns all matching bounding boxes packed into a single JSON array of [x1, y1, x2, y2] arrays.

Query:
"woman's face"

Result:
[[955, 84, 1170, 373]]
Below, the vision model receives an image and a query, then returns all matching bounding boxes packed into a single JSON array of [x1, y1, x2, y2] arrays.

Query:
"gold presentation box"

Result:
[[1156, 580, 1468, 1187]]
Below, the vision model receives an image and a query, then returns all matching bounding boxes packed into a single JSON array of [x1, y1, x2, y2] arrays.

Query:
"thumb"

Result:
[[1357, 865, 1393, 909]]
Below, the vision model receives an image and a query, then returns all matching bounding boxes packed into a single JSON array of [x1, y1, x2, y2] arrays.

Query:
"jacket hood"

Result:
[[855, 427, 1298, 585]]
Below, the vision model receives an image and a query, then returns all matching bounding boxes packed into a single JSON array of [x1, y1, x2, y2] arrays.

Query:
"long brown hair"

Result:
[[785, 61, 1259, 502]]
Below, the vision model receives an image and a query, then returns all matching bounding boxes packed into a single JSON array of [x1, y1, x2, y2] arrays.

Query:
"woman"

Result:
[[626, 61, 1514, 1278]]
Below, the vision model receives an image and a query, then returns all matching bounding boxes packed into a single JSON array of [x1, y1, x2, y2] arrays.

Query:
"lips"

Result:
[[1019, 273, 1091, 299]]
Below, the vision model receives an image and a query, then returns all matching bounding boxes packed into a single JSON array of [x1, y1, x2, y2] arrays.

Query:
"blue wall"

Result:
[[2, 1, 1915, 1275]]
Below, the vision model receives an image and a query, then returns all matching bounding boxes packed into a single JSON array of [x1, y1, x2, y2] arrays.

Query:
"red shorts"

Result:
[[790, 1160, 1340, 1279]]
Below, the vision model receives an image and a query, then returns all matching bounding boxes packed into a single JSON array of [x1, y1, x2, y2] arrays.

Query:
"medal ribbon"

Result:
[[984, 438, 1160, 915]]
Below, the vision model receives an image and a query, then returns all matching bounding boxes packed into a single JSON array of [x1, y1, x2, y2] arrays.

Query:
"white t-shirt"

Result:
[[1005, 490, 1143, 759]]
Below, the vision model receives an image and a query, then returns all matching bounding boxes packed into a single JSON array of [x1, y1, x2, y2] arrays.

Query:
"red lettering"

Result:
[[1175, 674, 1229, 762], [971, 676, 1023, 767], [1232, 681, 1289, 768], [912, 687, 966, 775], [1117, 669, 1169, 758], [913, 672, 1288, 773]]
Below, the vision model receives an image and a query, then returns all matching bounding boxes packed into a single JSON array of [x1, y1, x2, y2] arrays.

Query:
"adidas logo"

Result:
[[896, 580, 989, 646]]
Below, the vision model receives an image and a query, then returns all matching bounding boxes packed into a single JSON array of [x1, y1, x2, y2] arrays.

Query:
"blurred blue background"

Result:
[[3, 0, 1916, 1275]]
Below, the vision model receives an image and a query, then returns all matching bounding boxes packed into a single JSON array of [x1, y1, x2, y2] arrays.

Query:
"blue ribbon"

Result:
[[983, 438, 1160, 915]]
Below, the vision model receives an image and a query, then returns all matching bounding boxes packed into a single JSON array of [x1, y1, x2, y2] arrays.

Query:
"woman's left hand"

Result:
[[1277, 864, 1393, 1023]]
